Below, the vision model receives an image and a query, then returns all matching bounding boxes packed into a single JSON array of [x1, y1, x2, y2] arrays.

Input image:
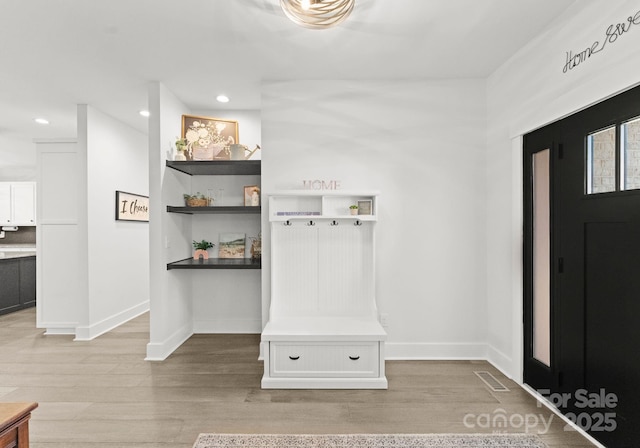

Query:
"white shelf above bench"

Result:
[[269, 190, 378, 222]]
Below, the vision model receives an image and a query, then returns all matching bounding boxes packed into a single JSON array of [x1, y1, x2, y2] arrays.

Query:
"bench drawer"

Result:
[[270, 342, 379, 378]]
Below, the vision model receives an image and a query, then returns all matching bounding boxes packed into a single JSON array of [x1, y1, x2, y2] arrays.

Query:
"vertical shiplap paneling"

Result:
[[271, 222, 319, 317], [318, 221, 374, 317]]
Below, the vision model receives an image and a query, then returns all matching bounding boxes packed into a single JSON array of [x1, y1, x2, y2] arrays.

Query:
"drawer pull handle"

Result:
[[349, 356, 360, 360], [289, 356, 300, 360]]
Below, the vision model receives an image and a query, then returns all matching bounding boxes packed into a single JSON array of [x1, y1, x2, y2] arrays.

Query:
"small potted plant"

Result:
[[193, 239, 214, 260], [349, 204, 358, 216], [184, 192, 211, 207], [175, 137, 188, 161]]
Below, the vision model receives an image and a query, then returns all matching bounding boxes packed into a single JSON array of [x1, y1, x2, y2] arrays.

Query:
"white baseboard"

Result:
[[74, 301, 149, 341], [487, 344, 515, 379], [193, 318, 262, 334], [145, 322, 193, 361], [385, 342, 489, 360]]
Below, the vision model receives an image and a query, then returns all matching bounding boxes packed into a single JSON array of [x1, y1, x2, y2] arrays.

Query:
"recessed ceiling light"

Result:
[[139, 110, 151, 117], [34, 118, 49, 125], [216, 95, 230, 103]]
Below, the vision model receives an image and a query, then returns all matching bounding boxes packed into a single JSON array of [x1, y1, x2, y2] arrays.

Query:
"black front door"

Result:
[[524, 84, 640, 447]]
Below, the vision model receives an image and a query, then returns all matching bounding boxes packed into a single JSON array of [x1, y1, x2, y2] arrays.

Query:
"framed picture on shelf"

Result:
[[181, 114, 239, 161], [219, 233, 246, 258], [244, 185, 260, 206], [357, 199, 373, 215]]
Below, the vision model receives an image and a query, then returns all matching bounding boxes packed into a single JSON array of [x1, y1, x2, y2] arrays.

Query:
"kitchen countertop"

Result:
[[0, 244, 37, 250], [0, 245, 37, 260], [0, 251, 36, 260]]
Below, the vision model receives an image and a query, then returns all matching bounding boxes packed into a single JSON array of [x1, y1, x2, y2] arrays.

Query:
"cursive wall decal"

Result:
[[563, 8, 640, 74]]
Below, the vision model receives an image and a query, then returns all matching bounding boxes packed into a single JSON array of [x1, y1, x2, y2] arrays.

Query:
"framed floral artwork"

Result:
[[181, 114, 239, 161]]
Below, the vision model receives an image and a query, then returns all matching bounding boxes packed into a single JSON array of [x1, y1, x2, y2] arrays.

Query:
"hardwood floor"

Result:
[[0, 308, 596, 448]]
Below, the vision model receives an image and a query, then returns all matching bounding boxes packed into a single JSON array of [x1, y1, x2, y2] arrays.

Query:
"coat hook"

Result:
[[307, 220, 315, 226], [284, 220, 292, 226], [330, 220, 339, 226], [354, 220, 362, 226]]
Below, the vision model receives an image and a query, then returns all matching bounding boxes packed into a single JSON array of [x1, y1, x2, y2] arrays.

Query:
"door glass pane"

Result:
[[621, 116, 640, 191], [587, 126, 616, 194], [533, 149, 551, 367]]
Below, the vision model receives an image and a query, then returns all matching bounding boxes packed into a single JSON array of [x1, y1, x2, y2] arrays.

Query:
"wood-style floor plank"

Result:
[[0, 308, 596, 448]]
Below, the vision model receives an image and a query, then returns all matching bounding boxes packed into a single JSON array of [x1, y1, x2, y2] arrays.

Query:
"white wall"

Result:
[[147, 82, 194, 360], [486, 0, 640, 379], [261, 79, 488, 358], [73, 105, 149, 340]]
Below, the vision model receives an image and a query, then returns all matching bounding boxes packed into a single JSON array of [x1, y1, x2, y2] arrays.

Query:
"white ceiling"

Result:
[[0, 0, 577, 143]]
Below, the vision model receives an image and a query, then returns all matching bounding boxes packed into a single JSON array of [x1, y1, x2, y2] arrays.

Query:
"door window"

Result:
[[621, 116, 640, 191], [587, 126, 616, 194], [586, 116, 640, 194]]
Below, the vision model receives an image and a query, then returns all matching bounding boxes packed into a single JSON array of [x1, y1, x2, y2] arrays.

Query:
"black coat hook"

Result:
[[330, 220, 339, 226], [354, 220, 362, 226], [307, 220, 315, 226], [284, 220, 292, 226]]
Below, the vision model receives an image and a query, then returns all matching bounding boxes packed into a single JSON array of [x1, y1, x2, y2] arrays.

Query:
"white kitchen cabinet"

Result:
[[0, 184, 10, 224], [0, 182, 36, 226]]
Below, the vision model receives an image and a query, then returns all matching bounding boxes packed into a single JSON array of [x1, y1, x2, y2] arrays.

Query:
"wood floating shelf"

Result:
[[167, 257, 261, 270], [167, 206, 261, 215], [166, 160, 261, 176]]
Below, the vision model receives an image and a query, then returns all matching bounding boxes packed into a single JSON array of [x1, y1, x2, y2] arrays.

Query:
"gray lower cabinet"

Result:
[[0, 256, 35, 315], [19, 257, 36, 307]]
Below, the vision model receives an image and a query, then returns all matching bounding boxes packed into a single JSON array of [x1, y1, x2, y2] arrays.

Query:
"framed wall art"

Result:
[[115, 191, 149, 222], [181, 114, 239, 161], [357, 199, 373, 215], [244, 185, 260, 206], [219, 233, 246, 258]]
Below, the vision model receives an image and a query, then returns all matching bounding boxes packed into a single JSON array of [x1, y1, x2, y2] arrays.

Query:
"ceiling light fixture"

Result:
[[139, 110, 151, 117], [216, 95, 230, 103], [34, 118, 49, 125], [280, 0, 354, 30]]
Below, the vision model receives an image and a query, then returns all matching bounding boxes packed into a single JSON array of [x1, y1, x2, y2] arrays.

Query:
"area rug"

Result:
[[192, 434, 548, 448]]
